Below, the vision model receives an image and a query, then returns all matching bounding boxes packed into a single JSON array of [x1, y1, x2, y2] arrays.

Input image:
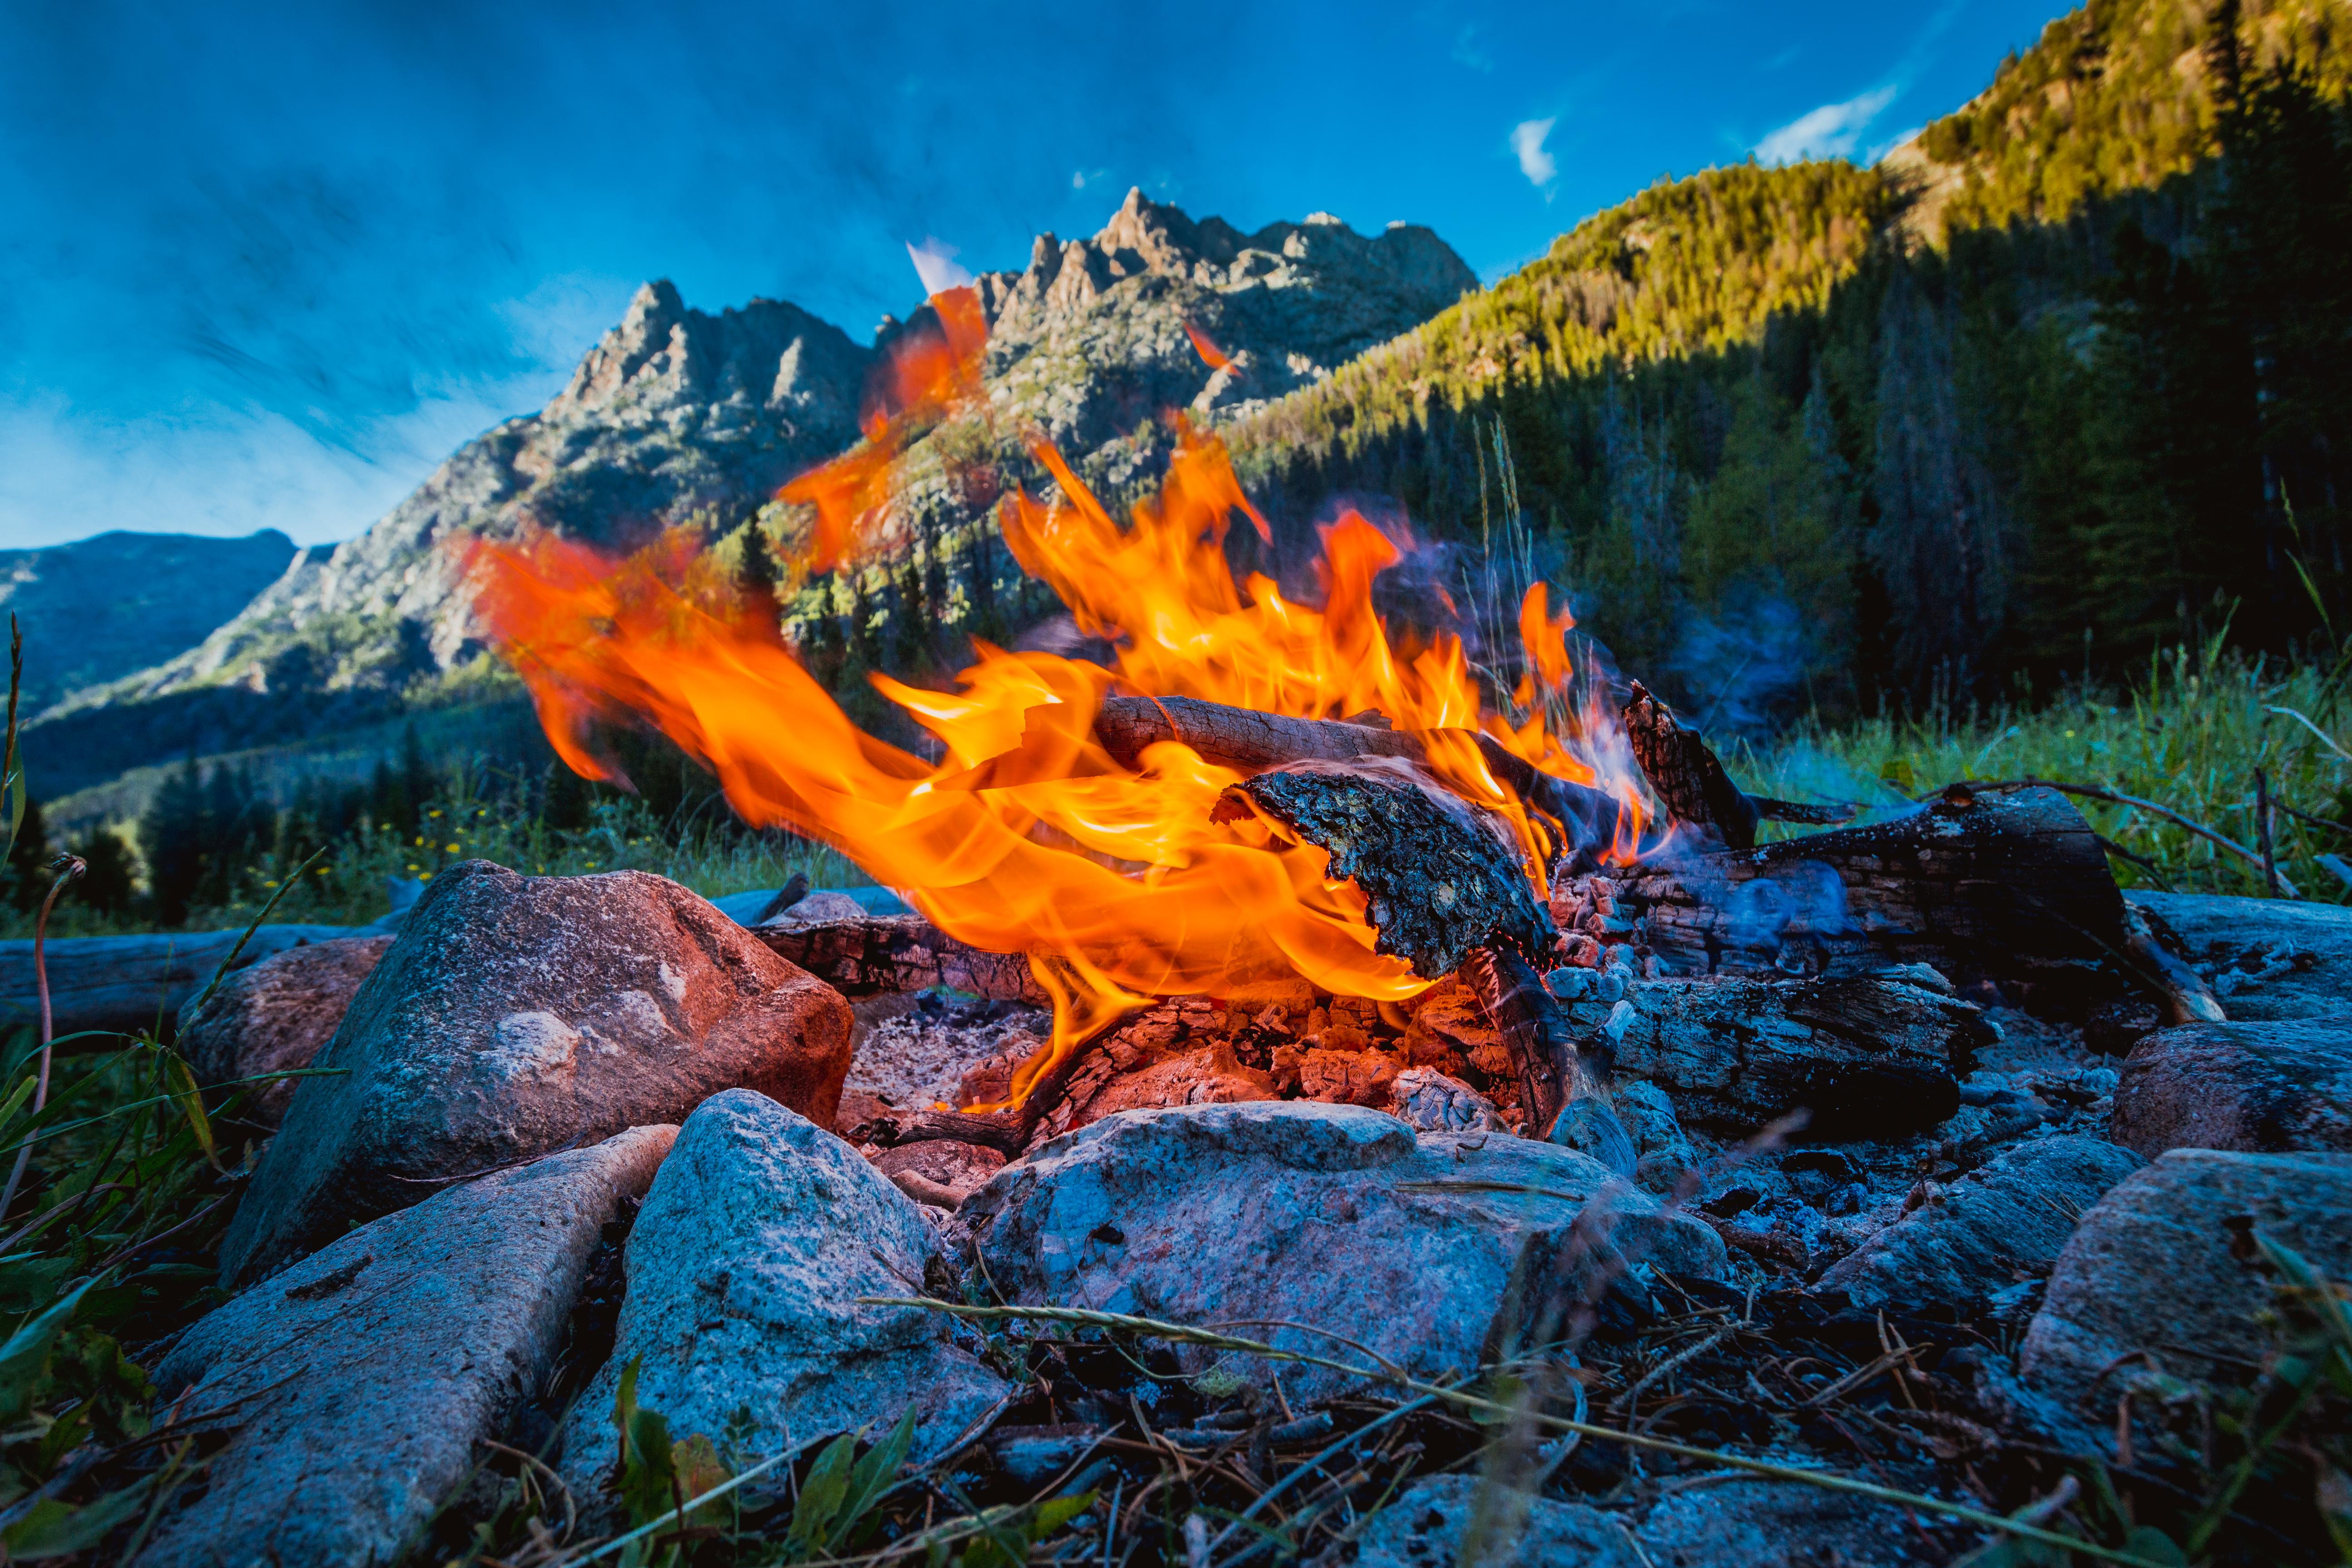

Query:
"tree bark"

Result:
[[1622, 680, 1762, 849], [1615, 783, 2127, 1009], [750, 915, 1049, 1005], [1211, 763, 1553, 979], [1578, 975, 1989, 1136], [1095, 695, 1625, 871]]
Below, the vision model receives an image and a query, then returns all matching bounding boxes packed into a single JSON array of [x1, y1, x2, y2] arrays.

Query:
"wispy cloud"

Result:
[[1510, 118, 1558, 188], [1753, 84, 1898, 164], [1452, 24, 1493, 72], [1751, 1, 1961, 167]]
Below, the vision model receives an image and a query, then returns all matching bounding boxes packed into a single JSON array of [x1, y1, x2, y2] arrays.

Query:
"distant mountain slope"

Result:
[[1219, 0, 2352, 724], [29, 287, 871, 797], [0, 530, 298, 715], [1227, 161, 1890, 474], [37, 192, 1476, 799], [1896, 0, 2352, 240]]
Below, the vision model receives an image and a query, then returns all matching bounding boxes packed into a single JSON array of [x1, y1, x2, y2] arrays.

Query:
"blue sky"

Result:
[[0, 0, 2072, 550]]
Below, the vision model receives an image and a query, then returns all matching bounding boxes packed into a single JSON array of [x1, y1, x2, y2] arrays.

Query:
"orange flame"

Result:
[[777, 285, 990, 572], [467, 281, 1650, 1103], [1183, 320, 1232, 372]]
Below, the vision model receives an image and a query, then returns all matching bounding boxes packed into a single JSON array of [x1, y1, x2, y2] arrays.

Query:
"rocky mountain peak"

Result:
[[546, 279, 867, 430], [34, 198, 1480, 804]]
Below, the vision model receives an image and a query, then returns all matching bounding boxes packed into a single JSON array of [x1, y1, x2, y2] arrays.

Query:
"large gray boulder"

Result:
[[1322, 1475, 1638, 1568], [137, 1126, 676, 1568], [2127, 890, 2352, 1021], [558, 1090, 1010, 1506], [219, 862, 853, 1288], [1814, 1135, 2143, 1308], [960, 1103, 1725, 1403], [2018, 1149, 2352, 1434], [2110, 1018, 2352, 1156], [175, 935, 392, 1124]]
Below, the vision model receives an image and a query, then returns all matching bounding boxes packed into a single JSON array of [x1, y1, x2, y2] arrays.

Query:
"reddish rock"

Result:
[[1298, 1047, 1401, 1107], [176, 936, 392, 1125], [218, 862, 852, 1289], [873, 1139, 1006, 1202], [2111, 1018, 2352, 1156]]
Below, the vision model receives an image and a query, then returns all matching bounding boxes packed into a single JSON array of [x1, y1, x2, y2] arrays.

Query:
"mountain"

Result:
[[30, 288, 872, 799], [42, 0, 2352, 803], [0, 530, 299, 716], [1224, 0, 2352, 725], [33, 192, 1475, 802], [763, 190, 1479, 693]]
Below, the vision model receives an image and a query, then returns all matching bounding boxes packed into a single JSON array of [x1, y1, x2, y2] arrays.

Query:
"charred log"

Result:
[[1096, 695, 1624, 872], [1616, 783, 2128, 1008], [1210, 761, 1553, 978], [1461, 946, 1634, 1175], [1565, 975, 1989, 1136], [861, 1040, 1088, 1156], [1622, 681, 1761, 849], [751, 914, 1049, 1005]]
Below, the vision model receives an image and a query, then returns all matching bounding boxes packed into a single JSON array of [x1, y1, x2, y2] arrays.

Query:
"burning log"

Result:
[[1616, 783, 2129, 1005], [1620, 680, 1855, 850], [1097, 695, 1625, 871], [1209, 761, 1553, 979], [1461, 946, 1632, 1174], [751, 914, 1049, 1005], [1215, 760, 1635, 1169]]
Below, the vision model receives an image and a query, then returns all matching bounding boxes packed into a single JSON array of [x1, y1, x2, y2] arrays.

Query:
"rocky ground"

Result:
[[48, 860, 2352, 1565]]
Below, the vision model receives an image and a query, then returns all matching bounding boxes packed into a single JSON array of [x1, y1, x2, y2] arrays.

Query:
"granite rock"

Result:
[[2110, 1017, 2352, 1156], [219, 862, 852, 1287], [960, 1102, 1725, 1402], [2018, 1149, 2352, 1438], [1813, 1134, 2143, 1308], [558, 1090, 1010, 1506], [137, 1127, 675, 1568], [175, 935, 392, 1125]]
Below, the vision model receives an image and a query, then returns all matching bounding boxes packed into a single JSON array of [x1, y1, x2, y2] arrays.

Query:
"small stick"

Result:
[[2254, 768, 2280, 897], [1993, 776, 2301, 898], [0, 855, 84, 1221]]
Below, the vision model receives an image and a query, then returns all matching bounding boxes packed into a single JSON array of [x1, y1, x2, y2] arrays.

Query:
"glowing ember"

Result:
[[465, 279, 1650, 1104]]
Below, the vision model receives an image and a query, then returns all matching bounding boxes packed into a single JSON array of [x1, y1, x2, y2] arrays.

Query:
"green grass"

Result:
[[5, 789, 872, 942], [1735, 637, 2352, 902]]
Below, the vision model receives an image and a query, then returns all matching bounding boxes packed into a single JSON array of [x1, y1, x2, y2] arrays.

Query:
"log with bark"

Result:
[[1619, 680, 1854, 848], [1614, 783, 2129, 1008], [1622, 680, 1762, 849], [1570, 975, 1990, 1136], [750, 914, 1049, 1005], [1215, 759, 1637, 1169], [1096, 695, 1626, 871], [1209, 761, 1553, 978]]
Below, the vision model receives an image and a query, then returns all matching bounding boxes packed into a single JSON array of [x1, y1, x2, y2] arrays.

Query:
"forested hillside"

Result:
[[1228, 0, 2352, 728]]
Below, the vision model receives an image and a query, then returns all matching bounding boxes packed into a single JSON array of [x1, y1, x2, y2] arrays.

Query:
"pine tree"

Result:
[[140, 757, 206, 927], [5, 796, 49, 913], [740, 524, 781, 608], [71, 828, 134, 919]]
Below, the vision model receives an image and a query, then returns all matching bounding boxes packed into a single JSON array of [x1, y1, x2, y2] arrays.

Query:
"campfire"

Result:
[[463, 278, 2152, 1176]]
